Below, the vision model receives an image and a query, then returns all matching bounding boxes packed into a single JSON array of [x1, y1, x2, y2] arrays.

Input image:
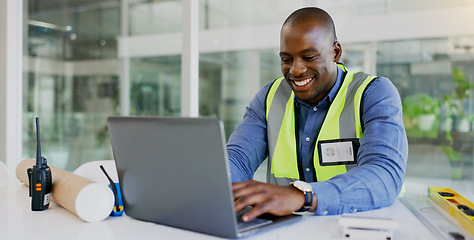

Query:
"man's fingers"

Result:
[[234, 184, 267, 212], [239, 198, 287, 222], [232, 180, 260, 200], [231, 180, 250, 191], [232, 180, 308, 222], [232, 180, 257, 191], [241, 203, 269, 222]]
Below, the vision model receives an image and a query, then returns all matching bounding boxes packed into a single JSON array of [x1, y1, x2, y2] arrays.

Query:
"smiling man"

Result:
[[279, 10, 339, 106], [227, 7, 408, 222]]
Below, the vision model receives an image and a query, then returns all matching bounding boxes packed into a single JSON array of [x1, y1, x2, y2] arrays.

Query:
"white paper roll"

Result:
[[16, 159, 114, 222], [76, 182, 115, 222]]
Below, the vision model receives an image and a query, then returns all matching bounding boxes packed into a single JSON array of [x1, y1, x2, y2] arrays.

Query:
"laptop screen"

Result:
[[108, 117, 240, 238]]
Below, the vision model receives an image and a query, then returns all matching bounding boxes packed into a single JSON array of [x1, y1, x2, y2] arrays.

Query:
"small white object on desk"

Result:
[[339, 214, 398, 240]]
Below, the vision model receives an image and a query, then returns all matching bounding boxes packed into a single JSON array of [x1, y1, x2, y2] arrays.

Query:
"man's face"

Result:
[[279, 21, 341, 106]]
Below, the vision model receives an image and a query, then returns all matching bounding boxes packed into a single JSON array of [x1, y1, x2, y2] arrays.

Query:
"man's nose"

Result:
[[289, 59, 307, 76]]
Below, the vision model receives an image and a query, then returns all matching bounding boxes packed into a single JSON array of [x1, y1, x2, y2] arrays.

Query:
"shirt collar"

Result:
[[295, 65, 344, 108]]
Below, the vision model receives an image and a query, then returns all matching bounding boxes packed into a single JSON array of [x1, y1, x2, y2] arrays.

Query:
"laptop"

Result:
[[107, 116, 301, 238]]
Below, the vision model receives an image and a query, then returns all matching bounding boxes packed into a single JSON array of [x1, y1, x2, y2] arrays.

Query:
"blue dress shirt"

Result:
[[227, 66, 408, 215]]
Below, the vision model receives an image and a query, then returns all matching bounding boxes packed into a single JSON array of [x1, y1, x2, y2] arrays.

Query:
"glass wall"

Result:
[[377, 37, 474, 189], [129, 0, 182, 35], [24, 0, 121, 170], [21, 0, 474, 195], [130, 56, 181, 116], [199, 51, 280, 139]]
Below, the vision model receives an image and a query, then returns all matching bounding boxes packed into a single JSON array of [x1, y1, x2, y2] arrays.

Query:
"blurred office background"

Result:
[[1, 0, 474, 195]]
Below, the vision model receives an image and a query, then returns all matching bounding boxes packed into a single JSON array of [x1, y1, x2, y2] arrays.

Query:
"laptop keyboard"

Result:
[[236, 208, 273, 232], [237, 216, 272, 232]]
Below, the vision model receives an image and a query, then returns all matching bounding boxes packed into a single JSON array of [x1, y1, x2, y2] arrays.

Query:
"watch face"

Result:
[[293, 180, 312, 192]]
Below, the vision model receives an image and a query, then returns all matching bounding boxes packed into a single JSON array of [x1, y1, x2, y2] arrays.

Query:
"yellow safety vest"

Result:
[[265, 64, 377, 185]]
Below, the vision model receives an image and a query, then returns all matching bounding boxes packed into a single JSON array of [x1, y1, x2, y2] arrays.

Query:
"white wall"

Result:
[[118, 5, 474, 58], [0, 0, 23, 179]]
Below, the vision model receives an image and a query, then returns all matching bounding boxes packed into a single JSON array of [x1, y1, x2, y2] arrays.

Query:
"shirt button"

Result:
[[313, 107, 317, 111], [305, 137, 310, 142], [305, 168, 310, 172], [322, 211, 328, 215]]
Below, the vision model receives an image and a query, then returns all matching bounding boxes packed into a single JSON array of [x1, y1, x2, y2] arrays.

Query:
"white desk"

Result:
[[0, 179, 447, 240]]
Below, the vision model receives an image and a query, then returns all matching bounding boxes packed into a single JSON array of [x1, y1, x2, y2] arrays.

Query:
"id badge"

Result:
[[317, 138, 359, 166]]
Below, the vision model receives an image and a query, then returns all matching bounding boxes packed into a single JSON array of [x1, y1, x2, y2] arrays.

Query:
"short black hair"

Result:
[[283, 7, 338, 42]]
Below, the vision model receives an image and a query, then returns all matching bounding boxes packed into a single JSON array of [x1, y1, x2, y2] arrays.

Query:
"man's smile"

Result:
[[293, 78, 312, 86], [291, 77, 314, 89]]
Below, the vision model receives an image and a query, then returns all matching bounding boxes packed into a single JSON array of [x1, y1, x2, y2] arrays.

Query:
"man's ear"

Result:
[[333, 41, 342, 62]]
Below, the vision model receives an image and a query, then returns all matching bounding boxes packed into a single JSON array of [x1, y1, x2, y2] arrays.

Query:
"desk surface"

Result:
[[0, 179, 456, 240]]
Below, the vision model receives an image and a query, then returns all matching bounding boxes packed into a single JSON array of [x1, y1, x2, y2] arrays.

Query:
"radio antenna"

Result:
[[35, 117, 44, 167]]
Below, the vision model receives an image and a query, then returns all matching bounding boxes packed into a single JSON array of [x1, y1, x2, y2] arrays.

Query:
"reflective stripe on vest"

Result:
[[265, 67, 377, 185]]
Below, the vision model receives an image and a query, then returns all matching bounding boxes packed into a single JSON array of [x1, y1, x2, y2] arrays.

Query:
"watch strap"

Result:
[[297, 191, 313, 212]]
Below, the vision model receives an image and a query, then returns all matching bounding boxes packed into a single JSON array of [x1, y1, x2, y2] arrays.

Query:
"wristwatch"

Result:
[[290, 180, 314, 212]]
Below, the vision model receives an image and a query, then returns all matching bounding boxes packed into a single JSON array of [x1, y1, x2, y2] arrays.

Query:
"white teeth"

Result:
[[294, 78, 312, 86]]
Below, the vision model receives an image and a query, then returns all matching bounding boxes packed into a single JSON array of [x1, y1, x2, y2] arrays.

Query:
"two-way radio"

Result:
[[27, 117, 52, 211]]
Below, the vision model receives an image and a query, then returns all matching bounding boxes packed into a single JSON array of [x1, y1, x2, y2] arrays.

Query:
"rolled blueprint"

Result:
[[16, 158, 114, 222]]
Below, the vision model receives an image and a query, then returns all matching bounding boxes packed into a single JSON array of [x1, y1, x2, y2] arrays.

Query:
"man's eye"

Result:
[[303, 55, 316, 61], [281, 58, 291, 63]]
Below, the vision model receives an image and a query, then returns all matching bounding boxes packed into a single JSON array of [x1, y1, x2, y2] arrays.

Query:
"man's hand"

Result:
[[232, 180, 313, 222]]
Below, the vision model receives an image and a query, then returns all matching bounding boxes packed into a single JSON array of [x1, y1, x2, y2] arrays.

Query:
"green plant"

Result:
[[440, 67, 473, 119], [452, 67, 470, 100], [402, 93, 440, 117]]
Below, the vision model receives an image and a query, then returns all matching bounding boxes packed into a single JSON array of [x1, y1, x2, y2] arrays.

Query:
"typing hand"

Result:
[[232, 180, 307, 222]]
